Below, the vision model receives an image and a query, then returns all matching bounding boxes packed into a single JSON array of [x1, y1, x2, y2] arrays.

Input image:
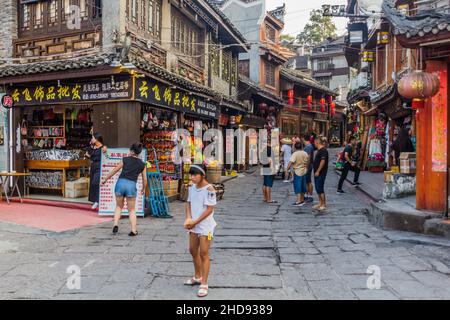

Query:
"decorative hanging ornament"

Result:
[[307, 95, 313, 111], [398, 70, 440, 110], [330, 101, 336, 117], [320, 97, 326, 113]]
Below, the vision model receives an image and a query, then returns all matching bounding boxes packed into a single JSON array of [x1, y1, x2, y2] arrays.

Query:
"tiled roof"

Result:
[[383, 0, 450, 39], [280, 67, 336, 96], [239, 76, 284, 105], [0, 53, 115, 78], [204, 0, 248, 45]]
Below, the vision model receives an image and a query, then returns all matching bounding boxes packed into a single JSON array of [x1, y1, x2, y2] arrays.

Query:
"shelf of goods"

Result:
[[24, 160, 90, 196]]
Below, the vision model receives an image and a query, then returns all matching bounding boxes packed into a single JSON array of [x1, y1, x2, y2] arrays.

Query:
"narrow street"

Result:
[[1, 162, 450, 300]]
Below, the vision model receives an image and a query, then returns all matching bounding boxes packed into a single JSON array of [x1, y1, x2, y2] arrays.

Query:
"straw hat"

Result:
[[281, 138, 293, 145]]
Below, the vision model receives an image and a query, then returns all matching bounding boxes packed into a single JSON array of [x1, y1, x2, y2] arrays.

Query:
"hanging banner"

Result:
[[135, 78, 220, 119], [8, 76, 133, 106], [99, 148, 147, 216], [431, 70, 447, 172]]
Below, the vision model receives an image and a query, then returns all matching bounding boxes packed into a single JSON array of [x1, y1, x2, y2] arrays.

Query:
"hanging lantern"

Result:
[[287, 89, 294, 106], [363, 51, 374, 62], [377, 31, 389, 45], [258, 103, 268, 111], [307, 95, 313, 111], [287, 89, 294, 99], [398, 70, 440, 109], [320, 97, 326, 112], [330, 101, 336, 117]]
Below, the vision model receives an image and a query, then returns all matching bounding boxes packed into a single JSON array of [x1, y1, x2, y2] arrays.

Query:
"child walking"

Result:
[[184, 165, 217, 298]]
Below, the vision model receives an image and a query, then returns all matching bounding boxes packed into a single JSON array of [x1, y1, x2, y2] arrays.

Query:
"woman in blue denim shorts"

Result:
[[101, 143, 147, 236]]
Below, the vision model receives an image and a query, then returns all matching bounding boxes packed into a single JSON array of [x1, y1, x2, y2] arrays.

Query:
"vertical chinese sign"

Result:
[[99, 148, 147, 216], [431, 69, 448, 172]]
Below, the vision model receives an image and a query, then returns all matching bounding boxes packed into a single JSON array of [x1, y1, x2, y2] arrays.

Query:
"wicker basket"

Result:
[[206, 167, 222, 184]]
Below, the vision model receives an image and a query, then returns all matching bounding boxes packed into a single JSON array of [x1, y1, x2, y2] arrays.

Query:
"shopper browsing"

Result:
[[303, 135, 315, 203], [101, 143, 147, 237], [184, 165, 217, 298], [313, 136, 329, 211], [287, 141, 309, 207]]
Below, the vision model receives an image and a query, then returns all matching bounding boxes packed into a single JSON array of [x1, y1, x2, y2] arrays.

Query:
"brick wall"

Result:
[[0, 0, 17, 60]]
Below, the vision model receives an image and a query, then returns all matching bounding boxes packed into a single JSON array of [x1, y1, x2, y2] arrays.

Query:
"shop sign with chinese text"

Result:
[[135, 78, 220, 119], [8, 76, 133, 106]]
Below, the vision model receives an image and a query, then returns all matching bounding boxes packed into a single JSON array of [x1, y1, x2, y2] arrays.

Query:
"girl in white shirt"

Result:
[[184, 165, 217, 298]]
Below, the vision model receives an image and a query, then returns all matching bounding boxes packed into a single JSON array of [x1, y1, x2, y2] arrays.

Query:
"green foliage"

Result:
[[297, 9, 337, 46]]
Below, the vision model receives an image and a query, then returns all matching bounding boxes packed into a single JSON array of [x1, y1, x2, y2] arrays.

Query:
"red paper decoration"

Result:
[[320, 97, 326, 112], [307, 95, 313, 111]]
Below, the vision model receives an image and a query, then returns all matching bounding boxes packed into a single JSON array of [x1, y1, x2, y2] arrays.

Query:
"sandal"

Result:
[[267, 200, 278, 204], [128, 231, 139, 237], [312, 204, 321, 209], [197, 284, 208, 297], [184, 277, 202, 286]]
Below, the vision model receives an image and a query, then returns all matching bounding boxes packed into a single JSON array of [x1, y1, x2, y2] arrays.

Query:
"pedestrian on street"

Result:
[[101, 143, 147, 237], [86, 133, 107, 210], [261, 146, 277, 204], [303, 134, 315, 203], [183, 165, 217, 298], [337, 136, 361, 194], [281, 138, 293, 182], [392, 127, 414, 166], [287, 141, 309, 207], [313, 136, 329, 211]]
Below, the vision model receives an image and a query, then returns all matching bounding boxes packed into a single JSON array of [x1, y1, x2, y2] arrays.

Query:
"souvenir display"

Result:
[[141, 106, 181, 183]]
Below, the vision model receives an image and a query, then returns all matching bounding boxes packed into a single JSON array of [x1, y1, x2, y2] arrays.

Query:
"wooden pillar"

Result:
[[416, 60, 448, 212]]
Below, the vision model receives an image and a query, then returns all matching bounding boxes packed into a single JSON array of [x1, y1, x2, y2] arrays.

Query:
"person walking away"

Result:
[[392, 127, 414, 166], [184, 165, 217, 298], [313, 136, 329, 211], [337, 136, 361, 194], [101, 143, 147, 236], [287, 141, 309, 207], [303, 135, 315, 203], [281, 138, 293, 182], [86, 133, 107, 210], [261, 146, 277, 203]]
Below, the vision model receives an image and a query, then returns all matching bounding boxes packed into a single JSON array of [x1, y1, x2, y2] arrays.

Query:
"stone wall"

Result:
[[383, 174, 416, 199], [0, 0, 18, 60]]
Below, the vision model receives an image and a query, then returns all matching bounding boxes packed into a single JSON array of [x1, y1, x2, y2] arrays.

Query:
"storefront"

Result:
[[4, 72, 222, 203]]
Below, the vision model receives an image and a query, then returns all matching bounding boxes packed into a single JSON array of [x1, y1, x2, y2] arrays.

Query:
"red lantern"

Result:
[[398, 70, 440, 109], [330, 101, 336, 117], [287, 89, 294, 99], [288, 98, 294, 106], [320, 97, 326, 112], [307, 95, 313, 111]]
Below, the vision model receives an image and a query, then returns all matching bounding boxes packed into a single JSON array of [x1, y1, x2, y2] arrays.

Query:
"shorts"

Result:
[[293, 173, 307, 194], [314, 174, 327, 195], [305, 167, 313, 184], [263, 175, 275, 188], [114, 178, 137, 198]]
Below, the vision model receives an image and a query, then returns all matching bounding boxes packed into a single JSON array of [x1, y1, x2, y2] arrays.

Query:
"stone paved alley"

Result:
[[1, 164, 450, 300]]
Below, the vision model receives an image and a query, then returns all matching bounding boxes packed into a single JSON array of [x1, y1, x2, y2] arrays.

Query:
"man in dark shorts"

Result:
[[337, 136, 361, 194], [313, 136, 329, 211], [303, 135, 315, 203]]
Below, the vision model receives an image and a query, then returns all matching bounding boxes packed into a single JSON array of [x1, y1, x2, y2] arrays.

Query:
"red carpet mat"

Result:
[[0, 202, 112, 232]]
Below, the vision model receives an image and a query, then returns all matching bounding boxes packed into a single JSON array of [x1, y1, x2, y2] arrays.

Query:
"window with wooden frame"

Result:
[[126, 0, 162, 39], [171, 7, 203, 66], [265, 62, 276, 87], [376, 47, 386, 86], [231, 54, 238, 87], [49, 0, 58, 25], [265, 24, 276, 43], [222, 50, 231, 82], [210, 41, 220, 77], [239, 60, 250, 78]]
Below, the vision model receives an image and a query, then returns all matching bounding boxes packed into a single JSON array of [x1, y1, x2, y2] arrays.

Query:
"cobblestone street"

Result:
[[1, 165, 450, 300]]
